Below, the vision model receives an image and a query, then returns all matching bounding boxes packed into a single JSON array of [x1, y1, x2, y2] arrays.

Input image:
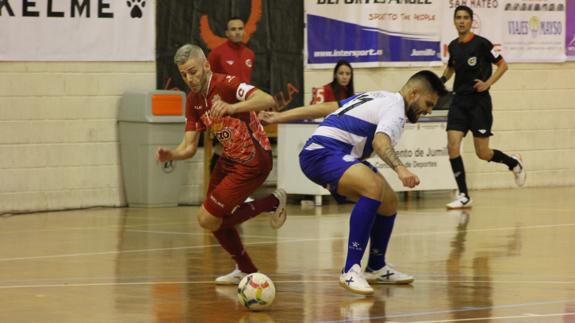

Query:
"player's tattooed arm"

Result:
[[372, 133, 404, 169], [373, 132, 420, 188]]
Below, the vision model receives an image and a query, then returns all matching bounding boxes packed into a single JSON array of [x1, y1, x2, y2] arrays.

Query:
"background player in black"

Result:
[[441, 6, 526, 209]]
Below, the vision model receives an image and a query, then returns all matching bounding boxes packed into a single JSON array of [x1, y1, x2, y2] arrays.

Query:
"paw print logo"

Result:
[[126, 0, 145, 18]]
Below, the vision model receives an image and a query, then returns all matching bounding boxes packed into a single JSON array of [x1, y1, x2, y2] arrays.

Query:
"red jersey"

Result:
[[310, 83, 351, 105], [208, 40, 255, 83], [185, 73, 271, 164]]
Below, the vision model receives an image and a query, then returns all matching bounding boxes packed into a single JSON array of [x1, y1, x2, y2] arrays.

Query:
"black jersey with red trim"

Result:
[[448, 33, 503, 96]]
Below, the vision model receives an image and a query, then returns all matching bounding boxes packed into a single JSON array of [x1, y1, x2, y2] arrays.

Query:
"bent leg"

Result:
[[474, 137, 518, 169], [212, 227, 257, 274], [196, 206, 258, 275], [473, 136, 494, 161], [338, 163, 413, 283], [337, 163, 384, 272], [203, 150, 275, 231], [198, 151, 273, 277], [368, 174, 397, 271]]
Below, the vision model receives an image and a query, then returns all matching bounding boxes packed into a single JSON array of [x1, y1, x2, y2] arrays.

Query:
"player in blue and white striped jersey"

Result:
[[261, 70, 448, 295]]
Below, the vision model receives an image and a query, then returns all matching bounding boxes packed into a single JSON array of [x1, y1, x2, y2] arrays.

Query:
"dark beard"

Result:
[[406, 104, 419, 123]]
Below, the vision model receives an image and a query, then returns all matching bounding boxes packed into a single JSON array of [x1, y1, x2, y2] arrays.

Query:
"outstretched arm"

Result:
[[259, 101, 340, 124]]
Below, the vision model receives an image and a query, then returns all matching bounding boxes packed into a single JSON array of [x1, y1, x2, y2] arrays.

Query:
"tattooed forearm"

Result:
[[381, 146, 405, 169], [374, 133, 405, 169]]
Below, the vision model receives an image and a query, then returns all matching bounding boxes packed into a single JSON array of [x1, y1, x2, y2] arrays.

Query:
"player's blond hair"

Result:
[[174, 44, 206, 65]]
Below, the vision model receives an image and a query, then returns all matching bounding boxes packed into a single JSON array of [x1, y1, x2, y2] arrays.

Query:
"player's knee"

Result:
[[360, 177, 384, 200], [476, 149, 491, 161], [197, 212, 221, 232], [447, 142, 460, 157], [379, 193, 397, 214]]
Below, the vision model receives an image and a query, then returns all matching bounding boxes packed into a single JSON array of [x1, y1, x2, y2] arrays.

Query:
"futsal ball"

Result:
[[237, 273, 276, 311]]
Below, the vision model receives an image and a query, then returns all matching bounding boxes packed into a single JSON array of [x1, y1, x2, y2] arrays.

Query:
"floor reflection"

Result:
[[0, 188, 573, 322]]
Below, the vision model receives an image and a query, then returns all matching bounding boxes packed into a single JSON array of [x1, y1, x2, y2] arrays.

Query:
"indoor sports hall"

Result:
[[1, 1, 574, 322]]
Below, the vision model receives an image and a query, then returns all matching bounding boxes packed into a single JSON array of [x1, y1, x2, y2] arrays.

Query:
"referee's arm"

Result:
[[474, 59, 508, 93], [441, 66, 455, 83], [485, 59, 508, 87]]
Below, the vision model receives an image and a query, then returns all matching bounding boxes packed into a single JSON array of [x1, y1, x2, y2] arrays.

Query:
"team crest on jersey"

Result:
[[225, 75, 236, 83], [214, 127, 232, 142], [245, 59, 253, 68], [467, 57, 477, 67]]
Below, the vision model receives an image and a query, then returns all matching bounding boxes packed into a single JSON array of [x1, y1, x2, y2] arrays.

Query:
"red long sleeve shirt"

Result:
[[208, 40, 255, 84]]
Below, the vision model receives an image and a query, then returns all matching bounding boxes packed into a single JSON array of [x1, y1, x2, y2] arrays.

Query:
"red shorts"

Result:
[[203, 147, 272, 218]]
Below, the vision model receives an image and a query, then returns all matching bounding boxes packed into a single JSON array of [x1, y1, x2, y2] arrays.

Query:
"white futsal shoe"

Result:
[[364, 264, 415, 285], [270, 189, 287, 230], [446, 193, 473, 209], [511, 154, 526, 187], [339, 264, 374, 295], [214, 266, 247, 285]]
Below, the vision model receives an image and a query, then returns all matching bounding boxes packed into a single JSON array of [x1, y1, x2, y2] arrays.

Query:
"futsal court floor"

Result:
[[0, 187, 574, 323]]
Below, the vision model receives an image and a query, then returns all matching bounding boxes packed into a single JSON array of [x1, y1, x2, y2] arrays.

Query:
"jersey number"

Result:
[[337, 93, 373, 115], [312, 87, 325, 104]]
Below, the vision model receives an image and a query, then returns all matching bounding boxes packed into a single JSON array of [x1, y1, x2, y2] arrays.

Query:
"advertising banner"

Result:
[[501, 0, 566, 62], [306, 0, 442, 68], [0, 0, 155, 61]]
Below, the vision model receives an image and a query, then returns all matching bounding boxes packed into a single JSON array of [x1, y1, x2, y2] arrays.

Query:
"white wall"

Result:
[[305, 62, 575, 189], [1, 60, 574, 214], [0, 62, 155, 214]]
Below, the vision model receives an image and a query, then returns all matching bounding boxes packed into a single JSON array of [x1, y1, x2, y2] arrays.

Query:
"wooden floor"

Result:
[[1, 187, 575, 323]]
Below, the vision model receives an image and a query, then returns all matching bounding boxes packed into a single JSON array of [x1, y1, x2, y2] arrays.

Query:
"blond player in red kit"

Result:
[[156, 44, 287, 284]]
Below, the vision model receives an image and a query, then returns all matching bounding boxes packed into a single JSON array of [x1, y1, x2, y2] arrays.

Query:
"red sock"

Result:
[[219, 194, 279, 229], [212, 227, 257, 273]]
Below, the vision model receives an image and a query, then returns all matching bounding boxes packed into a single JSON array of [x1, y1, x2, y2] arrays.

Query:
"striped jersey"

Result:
[[307, 91, 406, 160]]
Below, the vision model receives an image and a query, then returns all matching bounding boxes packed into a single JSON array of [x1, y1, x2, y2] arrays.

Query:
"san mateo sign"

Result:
[[0, 0, 154, 61]]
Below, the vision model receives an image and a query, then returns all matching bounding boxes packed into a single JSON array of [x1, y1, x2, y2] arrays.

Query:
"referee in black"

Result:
[[441, 5, 526, 209]]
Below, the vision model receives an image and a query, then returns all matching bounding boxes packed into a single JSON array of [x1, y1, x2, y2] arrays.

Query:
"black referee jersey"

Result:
[[447, 33, 503, 96]]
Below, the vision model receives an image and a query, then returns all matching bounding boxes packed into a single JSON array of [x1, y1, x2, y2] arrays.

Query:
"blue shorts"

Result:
[[298, 139, 378, 203]]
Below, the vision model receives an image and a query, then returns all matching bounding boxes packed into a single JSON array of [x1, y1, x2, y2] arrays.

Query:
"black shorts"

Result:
[[446, 93, 493, 137]]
